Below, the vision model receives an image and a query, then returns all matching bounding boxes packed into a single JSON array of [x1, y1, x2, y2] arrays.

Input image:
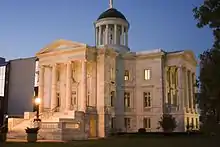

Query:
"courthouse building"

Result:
[[8, 1, 199, 140]]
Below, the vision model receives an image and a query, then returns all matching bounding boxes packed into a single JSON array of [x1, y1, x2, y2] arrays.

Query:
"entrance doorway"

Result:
[[89, 115, 97, 138]]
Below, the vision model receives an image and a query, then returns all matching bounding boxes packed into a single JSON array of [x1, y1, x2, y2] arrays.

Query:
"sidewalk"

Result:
[[7, 139, 65, 143]]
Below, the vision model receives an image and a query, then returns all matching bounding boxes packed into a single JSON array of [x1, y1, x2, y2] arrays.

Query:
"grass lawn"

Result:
[[2, 136, 219, 147]]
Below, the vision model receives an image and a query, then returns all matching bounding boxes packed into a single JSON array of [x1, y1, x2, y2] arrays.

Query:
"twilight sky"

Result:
[[0, 0, 213, 61]]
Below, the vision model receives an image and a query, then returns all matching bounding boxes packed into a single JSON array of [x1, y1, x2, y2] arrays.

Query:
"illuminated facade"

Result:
[[7, 0, 199, 140]]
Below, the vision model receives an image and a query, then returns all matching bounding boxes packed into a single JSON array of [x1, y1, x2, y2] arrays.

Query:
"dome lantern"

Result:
[[94, 0, 130, 52]]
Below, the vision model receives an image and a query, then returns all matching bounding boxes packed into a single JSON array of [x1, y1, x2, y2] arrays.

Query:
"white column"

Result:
[[190, 72, 194, 109], [165, 67, 169, 104], [121, 26, 125, 45], [105, 24, 109, 45], [94, 62, 97, 106], [170, 67, 173, 104], [80, 60, 87, 111], [98, 26, 102, 45], [185, 69, 189, 110], [38, 65, 45, 113], [96, 27, 98, 46], [125, 29, 128, 46], [50, 64, 57, 110], [114, 24, 117, 44], [192, 73, 196, 110], [65, 61, 72, 111], [177, 66, 183, 110]]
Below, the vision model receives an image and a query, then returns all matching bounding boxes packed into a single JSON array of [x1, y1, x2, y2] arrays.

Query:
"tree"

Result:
[[158, 114, 177, 132], [198, 48, 220, 133], [193, 0, 220, 48], [193, 0, 220, 134]]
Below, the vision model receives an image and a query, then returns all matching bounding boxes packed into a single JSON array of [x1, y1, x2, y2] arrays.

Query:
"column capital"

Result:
[[80, 59, 87, 63], [66, 61, 72, 65], [39, 64, 45, 69], [51, 63, 57, 67]]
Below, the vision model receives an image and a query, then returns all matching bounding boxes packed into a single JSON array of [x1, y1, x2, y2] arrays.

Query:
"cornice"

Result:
[[167, 51, 197, 67], [136, 52, 164, 60], [36, 47, 86, 58]]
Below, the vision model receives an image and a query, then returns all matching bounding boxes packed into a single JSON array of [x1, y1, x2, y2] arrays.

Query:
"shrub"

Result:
[[138, 128, 146, 133], [158, 114, 177, 132]]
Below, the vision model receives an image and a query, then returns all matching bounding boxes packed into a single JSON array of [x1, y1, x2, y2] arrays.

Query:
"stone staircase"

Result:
[[7, 107, 75, 140]]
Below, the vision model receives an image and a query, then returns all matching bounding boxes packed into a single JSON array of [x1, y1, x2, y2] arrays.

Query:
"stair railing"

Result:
[[39, 106, 60, 120]]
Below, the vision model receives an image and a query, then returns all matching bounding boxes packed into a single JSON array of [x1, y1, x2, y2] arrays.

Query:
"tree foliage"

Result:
[[193, 0, 220, 48], [198, 48, 220, 132], [193, 0, 220, 134], [158, 114, 177, 132]]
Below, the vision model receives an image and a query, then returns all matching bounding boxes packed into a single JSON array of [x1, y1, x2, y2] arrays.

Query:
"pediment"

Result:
[[36, 39, 87, 56], [183, 50, 197, 65]]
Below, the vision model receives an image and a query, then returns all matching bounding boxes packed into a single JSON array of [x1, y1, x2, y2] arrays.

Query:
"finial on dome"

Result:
[[109, 0, 113, 8]]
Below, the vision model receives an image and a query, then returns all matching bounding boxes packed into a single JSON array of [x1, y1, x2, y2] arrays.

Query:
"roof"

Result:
[[97, 8, 127, 21]]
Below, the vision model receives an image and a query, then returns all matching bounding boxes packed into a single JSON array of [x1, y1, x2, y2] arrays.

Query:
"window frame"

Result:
[[124, 117, 131, 129], [124, 92, 131, 108], [143, 117, 151, 129], [144, 69, 151, 80], [143, 92, 151, 108], [124, 70, 129, 81]]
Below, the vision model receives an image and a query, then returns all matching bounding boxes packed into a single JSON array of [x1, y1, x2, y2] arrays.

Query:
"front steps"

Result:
[[7, 111, 75, 140]]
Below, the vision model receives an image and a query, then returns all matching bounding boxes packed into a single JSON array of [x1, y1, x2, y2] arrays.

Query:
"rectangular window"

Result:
[[87, 91, 90, 106], [144, 69, 151, 80], [124, 70, 129, 81], [124, 118, 131, 129], [143, 117, 151, 129], [110, 91, 115, 107], [57, 93, 60, 107], [111, 117, 116, 129], [124, 92, 130, 107], [143, 92, 151, 107]]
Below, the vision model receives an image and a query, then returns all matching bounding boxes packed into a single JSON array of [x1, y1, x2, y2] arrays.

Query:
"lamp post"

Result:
[[34, 97, 41, 122]]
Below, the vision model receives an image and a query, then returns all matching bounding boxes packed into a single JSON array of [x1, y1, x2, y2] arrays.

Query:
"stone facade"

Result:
[[7, 1, 199, 140], [34, 42, 199, 137]]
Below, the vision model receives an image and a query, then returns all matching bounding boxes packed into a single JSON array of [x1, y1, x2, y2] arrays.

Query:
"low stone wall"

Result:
[[39, 111, 88, 141], [24, 112, 36, 120], [8, 118, 24, 131]]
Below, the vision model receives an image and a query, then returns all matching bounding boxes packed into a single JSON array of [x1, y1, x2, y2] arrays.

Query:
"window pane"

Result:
[[143, 118, 151, 129], [144, 69, 151, 80], [124, 92, 130, 107], [124, 70, 129, 80], [143, 92, 151, 107]]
